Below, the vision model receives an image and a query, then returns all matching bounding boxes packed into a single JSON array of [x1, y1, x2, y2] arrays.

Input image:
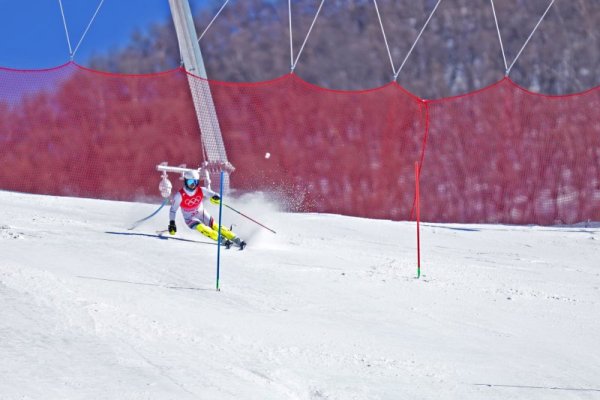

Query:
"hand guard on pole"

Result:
[[210, 195, 221, 205]]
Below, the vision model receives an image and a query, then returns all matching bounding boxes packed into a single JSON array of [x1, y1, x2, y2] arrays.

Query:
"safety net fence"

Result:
[[1, 62, 598, 225]]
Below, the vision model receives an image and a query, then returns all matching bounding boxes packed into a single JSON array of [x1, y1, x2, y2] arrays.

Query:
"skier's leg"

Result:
[[192, 223, 233, 247], [210, 221, 245, 249], [192, 208, 245, 249], [193, 222, 219, 241], [186, 210, 219, 241], [199, 208, 236, 241], [210, 221, 237, 240]]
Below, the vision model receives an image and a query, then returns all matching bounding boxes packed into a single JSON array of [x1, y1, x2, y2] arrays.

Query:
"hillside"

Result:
[[0, 190, 599, 399]]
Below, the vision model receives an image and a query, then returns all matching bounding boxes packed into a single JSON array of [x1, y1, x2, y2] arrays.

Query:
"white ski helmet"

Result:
[[183, 170, 200, 191]]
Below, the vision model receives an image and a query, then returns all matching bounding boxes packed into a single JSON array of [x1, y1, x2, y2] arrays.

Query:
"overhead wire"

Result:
[[72, 0, 106, 58], [396, 0, 444, 80], [373, 0, 397, 77], [288, 0, 294, 70], [292, 0, 326, 71], [490, 0, 508, 73], [506, 0, 556, 76], [57, 0, 74, 58], [197, 0, 230, 42], [57, 0, 106, 60]]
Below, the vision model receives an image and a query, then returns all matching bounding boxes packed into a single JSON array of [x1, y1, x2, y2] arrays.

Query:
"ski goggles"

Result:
[[186, 179, 199, 188]]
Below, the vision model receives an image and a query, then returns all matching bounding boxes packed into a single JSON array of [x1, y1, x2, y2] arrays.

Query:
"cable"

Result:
[[490, 0, 508, 73], [72, 0, 106, 58], [57, 0, 73, 58], [506, 0, 555, 76], [197, 0, 230, 42], [373, 0, 397, 77], [289, 0, 294, 71], [292, 0, 326, 71], [396, 0, 444, 80]]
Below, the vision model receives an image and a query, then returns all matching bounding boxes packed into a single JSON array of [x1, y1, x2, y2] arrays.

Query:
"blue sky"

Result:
[[0, 0, 210, 69]]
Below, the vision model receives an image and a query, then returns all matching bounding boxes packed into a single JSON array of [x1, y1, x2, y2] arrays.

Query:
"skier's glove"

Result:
[[210, 195, 221, 205], [168, 220, 177, 235]]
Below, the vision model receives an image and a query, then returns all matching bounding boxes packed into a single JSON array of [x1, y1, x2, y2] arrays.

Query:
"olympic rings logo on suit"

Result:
[[183, 197, 202, 207]]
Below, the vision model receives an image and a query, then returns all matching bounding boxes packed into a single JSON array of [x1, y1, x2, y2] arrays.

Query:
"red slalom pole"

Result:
[[216, 171, 225, 291], [222, 203, 276, 234], [415, 161, 421, 279]]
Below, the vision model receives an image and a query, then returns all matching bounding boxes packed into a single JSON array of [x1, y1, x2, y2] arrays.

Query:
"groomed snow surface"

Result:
[[1, 190, 599, 400]]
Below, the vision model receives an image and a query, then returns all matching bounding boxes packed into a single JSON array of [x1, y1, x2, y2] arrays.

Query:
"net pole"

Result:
[[216, 170, 225, 291], [169, 0, 231, 191], [415, 161, 421, 279]]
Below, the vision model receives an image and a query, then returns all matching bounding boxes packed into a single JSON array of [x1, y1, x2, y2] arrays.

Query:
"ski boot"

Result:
[[232, 237, 246, 250]]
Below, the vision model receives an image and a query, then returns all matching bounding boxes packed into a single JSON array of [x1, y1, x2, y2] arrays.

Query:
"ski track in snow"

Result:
[[0, 190, 599, 399]]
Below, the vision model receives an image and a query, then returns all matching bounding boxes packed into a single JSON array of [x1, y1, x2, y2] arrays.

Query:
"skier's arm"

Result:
[[201, 186, 218, 198], [169, 191, 182, 220], [201, 186, 221, 204], [168, 192, 182, 234]]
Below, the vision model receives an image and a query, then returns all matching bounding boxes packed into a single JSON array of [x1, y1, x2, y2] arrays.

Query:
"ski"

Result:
[[156, 230, 234, 248]]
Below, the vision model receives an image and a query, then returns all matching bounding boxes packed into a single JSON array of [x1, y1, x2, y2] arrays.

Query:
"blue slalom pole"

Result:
[[216, 171, 225, 291]]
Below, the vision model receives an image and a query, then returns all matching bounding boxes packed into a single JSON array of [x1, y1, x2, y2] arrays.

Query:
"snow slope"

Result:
[[0, 190, 599, 400]]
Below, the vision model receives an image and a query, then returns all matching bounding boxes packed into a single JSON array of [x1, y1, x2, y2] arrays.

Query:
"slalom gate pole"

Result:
[[216, 171, 225, 291], [415, 161, 421, 279], [222, 203, 276, 234]]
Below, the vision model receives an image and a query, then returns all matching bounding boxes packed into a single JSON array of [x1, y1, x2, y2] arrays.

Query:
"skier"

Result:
[[168, 170, 246, 250]]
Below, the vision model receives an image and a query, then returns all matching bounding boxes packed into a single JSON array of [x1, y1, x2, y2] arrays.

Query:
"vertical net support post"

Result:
[[188, 77, 231, 190], [169, 0, 231, 192], [415, 161, 421, 279], [216, 170, 225, 291]]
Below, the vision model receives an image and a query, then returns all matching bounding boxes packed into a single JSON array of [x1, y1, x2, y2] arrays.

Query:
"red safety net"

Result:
[[1, 62, 598, 224], [423, 80, 600, 224], [0, 64, 203, 201]]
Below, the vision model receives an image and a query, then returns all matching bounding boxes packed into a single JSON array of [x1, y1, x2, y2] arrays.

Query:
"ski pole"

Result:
[[128, 197, 170, 230], [222, 203, 276, 234]]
